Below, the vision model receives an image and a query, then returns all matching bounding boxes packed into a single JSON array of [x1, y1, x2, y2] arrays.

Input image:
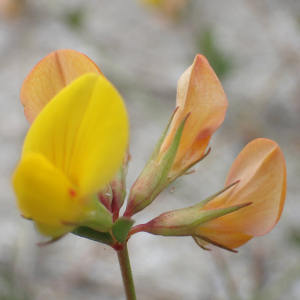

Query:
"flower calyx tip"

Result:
[[128, 184, 251, 240], [124, 109, 190, 217], [196, 180, 240, 210], [193, 236, 238, 253]]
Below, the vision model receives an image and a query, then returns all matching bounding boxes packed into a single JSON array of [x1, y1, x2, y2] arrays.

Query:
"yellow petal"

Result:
[[21, 49, 102, 123], [13, 151, 113, 238], [161, 55, 227, 173], [199, 138, 286, 247], [22, 73, 129, 196], [13, 153, 83, 226], [35, 222, 74, 239]]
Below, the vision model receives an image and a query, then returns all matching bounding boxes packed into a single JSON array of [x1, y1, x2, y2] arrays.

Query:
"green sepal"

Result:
[[193, 236, 238, 253], [83, 195, 113, 232], [110, 161, 128, 217], [191, 202, 252, 228], [112, 217, 135, 244], [124, 113, 189, 217], [142, 202, 252, 237], [134, 181, 251, 237], [149, 107, 179, 160], [37, 235, 65, 246], [99, 151, 130, 218], [72, 226, 114, 246], [158, 112, 190, 175], [167, 147, 211, 181], [194, 181, 240, 210]]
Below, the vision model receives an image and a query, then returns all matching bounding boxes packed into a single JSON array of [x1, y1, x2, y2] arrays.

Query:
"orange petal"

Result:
[[202, 138, 286, 238], [20, 49, 102, 123], [194, 228, 253, 249], [161, 55, 227, 171]]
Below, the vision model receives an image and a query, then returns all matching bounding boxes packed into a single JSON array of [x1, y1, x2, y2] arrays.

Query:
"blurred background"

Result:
[[0, 0, 300, 299]]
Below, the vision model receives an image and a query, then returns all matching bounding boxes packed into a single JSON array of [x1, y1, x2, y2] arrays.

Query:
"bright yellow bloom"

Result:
[[13, 73, 129, 238], [160, 54, 228, 178], [194, 138, 286, 249], [21, 49, 102, 123]]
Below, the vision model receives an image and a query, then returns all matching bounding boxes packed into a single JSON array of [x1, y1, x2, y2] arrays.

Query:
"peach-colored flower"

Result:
[[160, 54, 228, 178], [130, 138, 286, 251], [194, 138, 286, 249], [21, 49, 102, 123], [124, 55, 227, 217]]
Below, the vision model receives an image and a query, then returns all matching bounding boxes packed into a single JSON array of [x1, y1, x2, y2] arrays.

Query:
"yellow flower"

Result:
[[13, 73, 129, 238], [21, 49, 102, 123], [160, 54, 228, 178], [20, 50, 131, 220]]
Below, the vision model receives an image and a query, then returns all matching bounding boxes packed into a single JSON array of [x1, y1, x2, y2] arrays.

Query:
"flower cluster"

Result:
[[13, 49, 286, 251], [13, 50, 129, 241]]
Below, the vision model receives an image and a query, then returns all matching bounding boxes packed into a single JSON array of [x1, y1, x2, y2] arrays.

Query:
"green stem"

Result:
[[117, 244, 137, 300]]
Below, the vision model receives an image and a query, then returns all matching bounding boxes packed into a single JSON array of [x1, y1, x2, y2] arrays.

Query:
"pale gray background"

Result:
[[0, 0, 300, 299]]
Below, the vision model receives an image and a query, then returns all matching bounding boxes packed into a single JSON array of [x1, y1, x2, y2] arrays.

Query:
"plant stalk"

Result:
[[117, 244, 137, 300]]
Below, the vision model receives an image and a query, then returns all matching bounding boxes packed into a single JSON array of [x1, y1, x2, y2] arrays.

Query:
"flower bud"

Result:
[[98, 151, 130, 220], [124, 55, 227, 217], [160, 54, 227, 178], [124, 111, 189, 217], [110, 151, 130, 219]]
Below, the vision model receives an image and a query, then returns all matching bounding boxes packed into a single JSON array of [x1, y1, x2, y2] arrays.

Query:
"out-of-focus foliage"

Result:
[[0, 262, 31, 300], [65, 8, 85, 29], [137, 0, 188, 19], [197, 28, 233, 79], [0, 0, 23, 19]]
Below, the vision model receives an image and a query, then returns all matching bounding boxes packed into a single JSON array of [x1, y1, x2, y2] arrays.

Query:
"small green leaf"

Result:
[[65, 8, 85, 28], [112, 218, 135, 244], [161, 113, 190, 178], [197, 28, 233, 79], [149, 107, 179, 160], [192, 202, 252, 228], [72, 226, 114, 246]]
